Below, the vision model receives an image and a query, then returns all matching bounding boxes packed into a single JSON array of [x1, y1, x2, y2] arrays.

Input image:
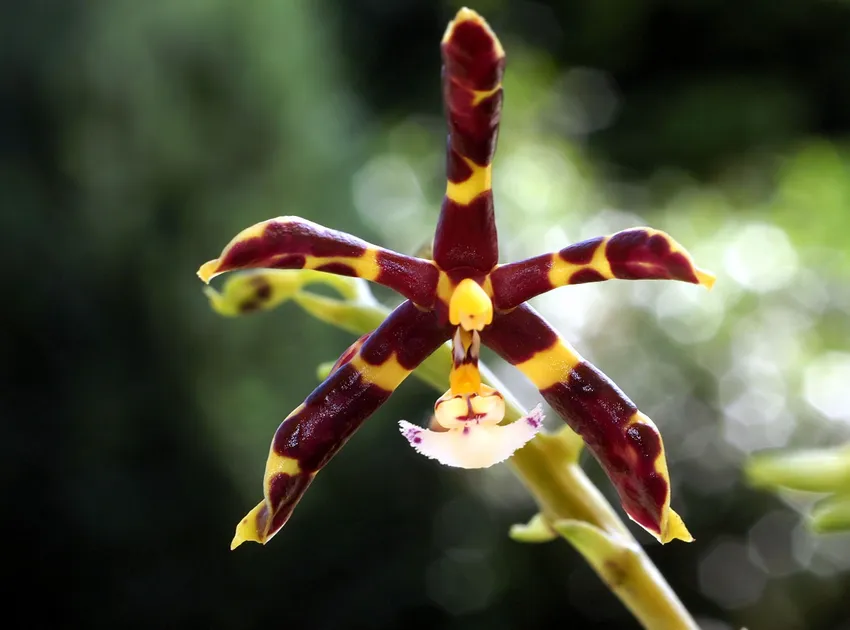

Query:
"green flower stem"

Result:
[[509, 447, 697, 629], [293, 292, 387, 337]]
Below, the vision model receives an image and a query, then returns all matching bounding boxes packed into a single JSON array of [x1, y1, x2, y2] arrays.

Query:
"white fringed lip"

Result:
[[399, 405, 544, 469]]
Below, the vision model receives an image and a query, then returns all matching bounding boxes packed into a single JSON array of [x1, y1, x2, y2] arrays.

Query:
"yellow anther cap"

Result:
[[449, 279, 493, 331]]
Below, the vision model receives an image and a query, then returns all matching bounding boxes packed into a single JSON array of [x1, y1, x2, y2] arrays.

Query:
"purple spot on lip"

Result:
[[524, 405, 545, 429], [413, 436, 422, 444], [463, 426, 470, 435]]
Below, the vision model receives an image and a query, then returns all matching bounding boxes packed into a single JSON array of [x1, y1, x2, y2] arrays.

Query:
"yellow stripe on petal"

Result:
[[445, 159, 492, 205], [547, 254, 576, 288], [588, 239, 614, 278], [472, 85, 500, 106], [548, 242, 614, 286], [303, 249, 381, 282], [349, 354, 410, 392], [514, 342, 582, 390], [264, 453, 301, 481]]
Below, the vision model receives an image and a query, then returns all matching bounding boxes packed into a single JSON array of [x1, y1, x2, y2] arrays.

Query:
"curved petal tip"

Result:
[[696, 268, 716, 290], [197, 259, 220, 284], [231, 501, 268, 550]]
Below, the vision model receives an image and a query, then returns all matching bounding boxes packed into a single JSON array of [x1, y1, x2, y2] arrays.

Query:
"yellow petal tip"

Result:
[[230, 506, 267, 550], [450, 7, 483, 26], [696, 268, 716, 291], [442, 8, 504, 59], [197, 259, 220, 284], [659, 509, 694, 544]]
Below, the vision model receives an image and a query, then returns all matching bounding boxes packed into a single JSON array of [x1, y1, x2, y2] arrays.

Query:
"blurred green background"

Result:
[[3, 0, 850, 628]]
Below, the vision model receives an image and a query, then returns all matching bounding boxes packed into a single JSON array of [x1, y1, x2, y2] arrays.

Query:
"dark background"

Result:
[[3, 1, 850, 628]]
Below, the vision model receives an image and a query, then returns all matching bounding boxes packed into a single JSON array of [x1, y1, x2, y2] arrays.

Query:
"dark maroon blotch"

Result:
[[375, 250, 439, 308], [273, 364, 391, 472], [446, 145, 474, 183], [264, 472, 315, 534], [569, 268, 607, 285], [444, 83, 503, 166], [359, 302, 451, 370], [314, 262, 357, 277], [559, 237, 604, 265], [491, 255, 553, 310], [270, 254, 306, 270], [442, 21, 505, 90], [481, 304, 559, 364], [433, 194, 498, 273], [239, 299, 261, 314], [606, 230, 699, 283], [218, 238, 264, 270], [264, 221, 367, 259], [542, 363, 638, 446], [250, 277, 273, 301]]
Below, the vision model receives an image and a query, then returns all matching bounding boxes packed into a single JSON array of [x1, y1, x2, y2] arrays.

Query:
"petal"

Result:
[[232, 301, 450, 548], [199, 216, 439, 307], [433, 9, 505, 272], [399, 405, 543, 469], [491, 227, 715, 310], [482, 304, 693, 544]]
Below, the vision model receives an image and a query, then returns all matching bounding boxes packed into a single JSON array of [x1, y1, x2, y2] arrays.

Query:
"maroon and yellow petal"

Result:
[[232, 301, 451, 549], [432, 8, 504, 273], [491, 228, 715, 310], [481, 304, 692, 544], [199, 216, 439, 307]]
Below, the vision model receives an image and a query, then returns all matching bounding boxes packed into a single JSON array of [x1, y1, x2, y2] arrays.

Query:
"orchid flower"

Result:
[[198, 8, 714, 550]]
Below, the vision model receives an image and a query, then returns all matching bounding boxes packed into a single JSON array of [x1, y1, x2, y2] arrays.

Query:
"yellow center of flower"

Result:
[[433, 327, 506, 430], [434, 384, 506, 430], [449, 279, 493, 332]]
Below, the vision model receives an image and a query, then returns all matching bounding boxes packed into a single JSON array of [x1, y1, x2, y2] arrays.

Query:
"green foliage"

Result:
[[747, 446, 850, 533]]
